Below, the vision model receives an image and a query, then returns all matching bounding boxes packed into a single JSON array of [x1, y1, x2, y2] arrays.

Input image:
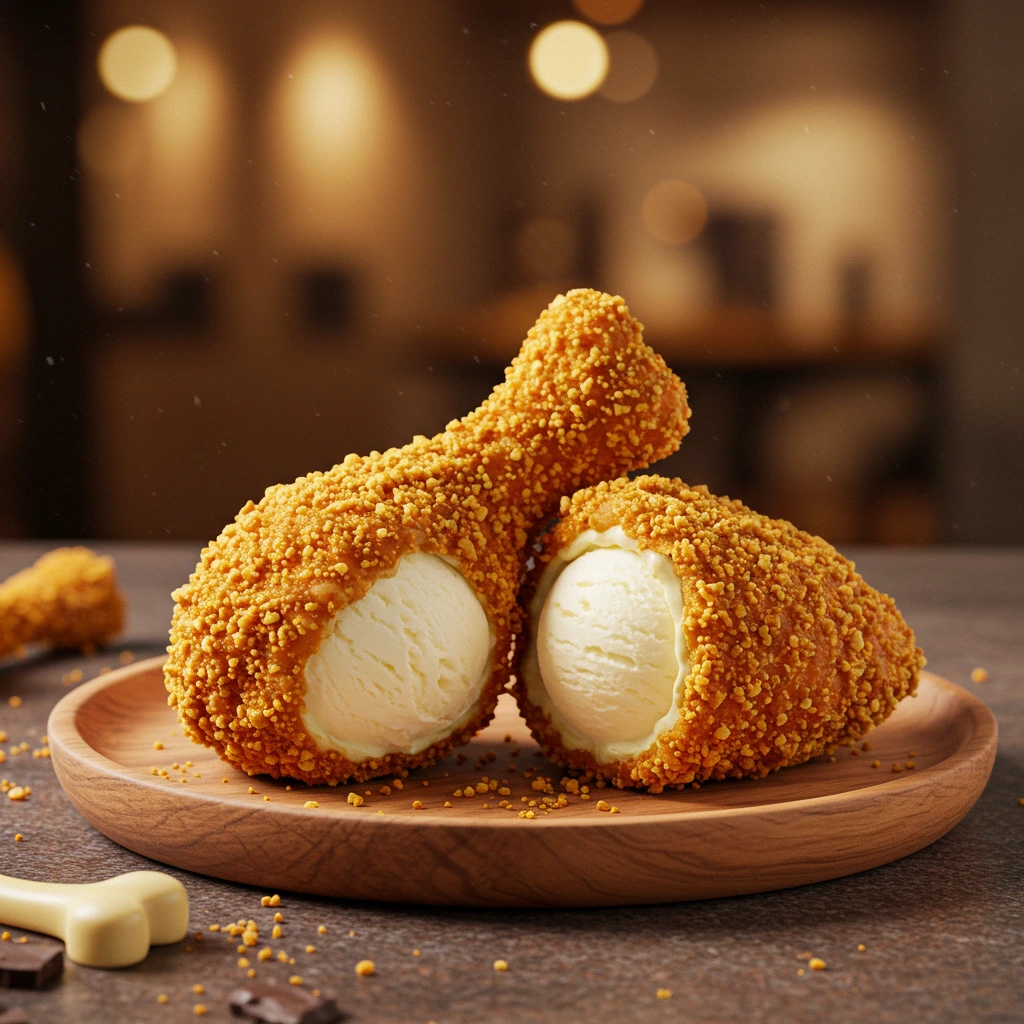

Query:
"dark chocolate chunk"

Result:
[[229, 982, 342, 1024], [0, 945, 62, 990], [0, 1007, 34, 1023]]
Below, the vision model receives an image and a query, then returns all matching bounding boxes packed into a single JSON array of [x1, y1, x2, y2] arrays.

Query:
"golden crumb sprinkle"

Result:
[[153, 741, 164, 750], [347, 793, 363, 807], [289, 975, 303, 986], [8, 697, 21, 708], [7, 787, 28, 801], [413, 949, 421, 957], [193, 1006, 207, 1016], [305, 945, 315, 954], [304, 800, 319, 809], [412, 799, 424, 810], [273, 912, 284, 923], [355, 959, 375, 976], [656, 988, 672, 999], [318, 924, 327, 934], [13, 833, 22, 842], [493, 959, 509, 972], [192, 984, 204, 994], [809, 958, 827, 971], [857, 944, 866, 951], [269, 894, 281, 907], [157, 993, 169, 1004], [970, 667, 988, 683], [596, 799, 611, 812], [237, 957, 250, 968], [163, 290, 689, 786], [797, 968, 805, 976]]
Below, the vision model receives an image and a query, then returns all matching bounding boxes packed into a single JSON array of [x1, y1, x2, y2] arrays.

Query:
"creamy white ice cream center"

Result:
[[302, 552, 493, 760], [523, 527, 690, 762]]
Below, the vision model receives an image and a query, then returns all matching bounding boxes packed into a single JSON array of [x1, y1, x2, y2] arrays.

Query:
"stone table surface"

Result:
[[0, 542, 1021, 1024]]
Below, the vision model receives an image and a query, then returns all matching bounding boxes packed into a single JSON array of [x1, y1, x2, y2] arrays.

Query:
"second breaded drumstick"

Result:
[[165, 289, 690, 784], [515, 475, 924, 791]]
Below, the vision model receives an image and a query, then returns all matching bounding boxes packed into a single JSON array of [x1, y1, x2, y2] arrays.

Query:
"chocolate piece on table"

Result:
[[0, 1007, 34, 1023], [229, 982, 343, 1024], [0, 945, 62, 989]]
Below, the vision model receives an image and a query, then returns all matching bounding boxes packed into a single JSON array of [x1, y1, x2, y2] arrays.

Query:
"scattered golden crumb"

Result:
[[273, 912, 284, 923], [891, 763, 902, 773], [2, 932, 11, 941], [312, 989, 320, 997], [8, 697, 21, 708], [289, 975, 303, 986], [809, 958, 827, 971], [258, 947, 272, 961], [192, 984, 204, 995], [970, 667, 989, 684], [1018, 798, 1024, 807], [222, 778, 228, 784], [7, 786, 29, 801], [905, 761, 916, 770], [269, 894, 281, 906], [412, 949, 421, 957], [857, 944, 866, 951], [596, 800, 611, 812], [272, 925, 282, 940], [153, 741, 164, 750], [237, 958, 250, 968], [871, 760, 881, 769], [248, 786, 256, 795], [493, 959, 509, 972], [349, 930, 356, 937], [157, 993, 168, 1004], [797, 968, 805, 976], [119, 651, 135, 664], [193, 1006, 207, 1017], [16, 937, 26, 945], [412, 799, 424, 810], [277, 952, 289, 963], [355, 959, 375, 976], [861, 741, 871, 752], [443, 801, 452, 808], [14, 833, 22, 842], [610, 806, 620, 814], [379, 785, 391, 796], [263, 795, 270, 802], [656, 988, 672, 999], [318, 925, 327, 934], [347, 793, 364, 807], [392, 779, 404, 790], [305, 945, 315, 954]]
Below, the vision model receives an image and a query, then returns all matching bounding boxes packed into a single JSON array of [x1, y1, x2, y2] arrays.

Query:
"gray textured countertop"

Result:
[[0, 542, 1021, 1024]]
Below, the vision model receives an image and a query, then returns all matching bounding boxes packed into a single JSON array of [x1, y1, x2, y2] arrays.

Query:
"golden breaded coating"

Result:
[[514, 476, 924, 791], [165, 290, 690, 784], [0, 547, 125, 658]]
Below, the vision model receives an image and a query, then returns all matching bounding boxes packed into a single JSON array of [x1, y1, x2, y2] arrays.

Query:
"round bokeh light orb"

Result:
[[572, 0, 645, 27], [529, 21, 609, 101], [98, 25, 177, 102], [641, 180, 708, 245]]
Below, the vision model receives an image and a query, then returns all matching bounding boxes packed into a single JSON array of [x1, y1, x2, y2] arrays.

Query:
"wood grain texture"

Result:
[[47, 657, 996, 908]]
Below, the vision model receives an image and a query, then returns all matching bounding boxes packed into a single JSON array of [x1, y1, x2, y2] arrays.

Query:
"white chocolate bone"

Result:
[[0, 870, 189, 967]]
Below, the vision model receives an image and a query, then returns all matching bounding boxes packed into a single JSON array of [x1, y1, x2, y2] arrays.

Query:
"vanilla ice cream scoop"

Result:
[[524, 527, 689, 762], [302, 552, 492, 760]]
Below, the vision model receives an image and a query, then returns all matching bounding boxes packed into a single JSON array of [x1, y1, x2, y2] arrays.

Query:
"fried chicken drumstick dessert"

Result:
[[515, 475, 923, 792], [0, 547, 124, 658], [165, 290, 689, 784]]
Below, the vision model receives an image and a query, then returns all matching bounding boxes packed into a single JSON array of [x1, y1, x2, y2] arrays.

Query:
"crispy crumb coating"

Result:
[[514, 476, 924, 791], [0, 547, 125, 657], [164, 290, 690, 784]]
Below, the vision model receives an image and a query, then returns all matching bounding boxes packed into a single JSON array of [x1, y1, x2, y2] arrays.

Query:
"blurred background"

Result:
[[0, 0, 1021, 545]]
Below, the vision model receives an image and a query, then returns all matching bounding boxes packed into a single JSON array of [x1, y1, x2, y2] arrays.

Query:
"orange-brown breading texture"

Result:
[[164, 290, 690, 784], [0, 547, 125, 658], [513, 476, 924, 792]]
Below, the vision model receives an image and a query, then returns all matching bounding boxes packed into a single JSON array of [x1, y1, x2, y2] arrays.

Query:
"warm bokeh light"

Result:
[[529, 21, 609, 101], [98, 26, 177, 102], [0, 241, 30, 371], [572, 0, 645, 26], [641, 180, 708, 244], [600, 31, 658, 103]]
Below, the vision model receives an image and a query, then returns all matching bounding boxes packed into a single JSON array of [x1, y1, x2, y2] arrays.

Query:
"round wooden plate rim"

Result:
[[48, 656, 997, 829]]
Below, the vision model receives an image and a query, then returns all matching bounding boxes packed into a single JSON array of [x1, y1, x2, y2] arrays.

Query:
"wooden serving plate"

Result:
[[48, 658, 996, 907]]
